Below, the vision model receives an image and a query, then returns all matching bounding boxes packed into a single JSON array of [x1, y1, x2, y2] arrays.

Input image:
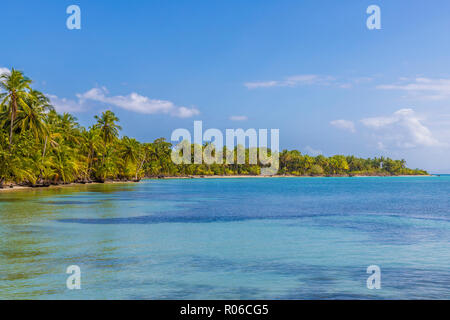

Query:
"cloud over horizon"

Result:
[[0, 67, 10, 76], [47, 94, 85, 113], [244, 74, 374, 90], [377, 77, 450, 101], [46, 87, 200, 118], [330, 119, 356, 133], [361, 108, 443, 149], [229, 115, 248, 121], [245, 74, 336, 89], [77, 87, 200, 118], [304, 145, 323, 156]]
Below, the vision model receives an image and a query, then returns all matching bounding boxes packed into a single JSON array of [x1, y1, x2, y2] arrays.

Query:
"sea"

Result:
[[1, 176, 449, 299]]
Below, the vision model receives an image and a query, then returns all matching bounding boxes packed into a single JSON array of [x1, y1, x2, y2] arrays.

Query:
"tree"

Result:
[[0, 68, 430, 186], [94, 110, 122, 145], [0, 69, 32, 145], [16, 89, 49, 141], [329, 155, 349, 175], [81, 128, 103, 179]]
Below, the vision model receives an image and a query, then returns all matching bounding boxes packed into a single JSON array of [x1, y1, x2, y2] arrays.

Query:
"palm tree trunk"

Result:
[[9, 98, 18, 146], [9, 105, 14, 145], [42, 136, 48, 160], [87, 148, 93, 180], [135, 155, 146, 180], [38, 136, 48, 182]]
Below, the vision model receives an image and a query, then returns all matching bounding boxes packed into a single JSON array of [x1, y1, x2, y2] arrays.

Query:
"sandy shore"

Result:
[[0, 174, 434, 193], [0, 180, 138, 193]]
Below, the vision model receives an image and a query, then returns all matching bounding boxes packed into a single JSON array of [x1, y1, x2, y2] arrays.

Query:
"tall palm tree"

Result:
[[0, 69, 32, 144], [16, 90, 49, 141], [28, 89, 53, 112], [121, 136, 140, 165], [93, 111, 122, 179], [82, 128, 103, 178], [59, 113, 81, 145], [41, 110, 61, 172], [135, 143, 152, 180], [94, 110, 122, 145], [52, 144, 79, 183]]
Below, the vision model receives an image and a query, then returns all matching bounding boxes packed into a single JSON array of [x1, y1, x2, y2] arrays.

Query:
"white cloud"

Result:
[[377, 77, 450, 100], [46, 87, 200, 118], [304, 146, 322, 156], [284, 75, 335, 86], [376, 142, 386, 150], [47, 94, 85, 113], [0, 67, 10, 76], [361, 108, 442, 148], [77, 87, 199, 118], [244, 81, 278, 89], [245, 74, 335, 89], [353, 77, 374, 84], [172, 106, 200, 118], [229, 115, 248, 121], [244, 75, 374, 90], [330, 119, 356, 133]]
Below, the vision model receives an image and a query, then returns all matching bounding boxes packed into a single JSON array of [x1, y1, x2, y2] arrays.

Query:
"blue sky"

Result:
[[1, 0, 450, 172]]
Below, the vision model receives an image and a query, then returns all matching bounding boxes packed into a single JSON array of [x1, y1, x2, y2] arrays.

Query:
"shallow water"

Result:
[[1, 176, 449, 299]]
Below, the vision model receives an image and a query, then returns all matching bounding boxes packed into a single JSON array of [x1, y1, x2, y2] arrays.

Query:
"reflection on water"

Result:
[[1, 177, 450, 299]]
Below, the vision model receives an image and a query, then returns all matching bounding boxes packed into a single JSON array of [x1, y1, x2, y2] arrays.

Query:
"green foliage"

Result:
[[0, 69, 429, 186]]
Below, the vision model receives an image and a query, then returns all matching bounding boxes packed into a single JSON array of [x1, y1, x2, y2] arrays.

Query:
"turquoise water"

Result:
[[1, 176, 450, 299]]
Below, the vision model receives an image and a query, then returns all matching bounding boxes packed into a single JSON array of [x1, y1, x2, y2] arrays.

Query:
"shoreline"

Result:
[[0, 174, 435, 193], [0, 180, 139, 193], [177, 174, 434, 179]]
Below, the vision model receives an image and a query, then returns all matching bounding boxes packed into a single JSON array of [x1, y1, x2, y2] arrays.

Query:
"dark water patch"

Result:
[[281, 292, 384, 300], [280, 265, 450, 299], [0, 198, 28, 202], [214, 287, 264, 299], [56, 213, 343, 225], [104, 277, 218, 299], [155, 285, 217, 300], [39, 200, 101, 205], [174, 256, 450, 299]]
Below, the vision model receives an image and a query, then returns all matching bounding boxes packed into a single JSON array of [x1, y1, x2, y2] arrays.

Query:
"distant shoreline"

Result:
[[0, 174, 435, 192], [169, 174, 434, 179], [0, 180, 138, 193]]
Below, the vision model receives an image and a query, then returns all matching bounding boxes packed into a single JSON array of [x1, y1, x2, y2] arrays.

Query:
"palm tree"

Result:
[[16, 90, 49, 141], [135, 143, 153, 180], [39, 110, 61, 180], [28, 89, 53, 112], [94, 110, 122, 144], [153, 138, 172, 175], [59, 113, 81, 145], [121, 136, 140, 165], [0, 69, 32, 145], [52, 144, 79, 183], [93, 111, 122, 180], [82, 128, 103, 178], [120, 136, 148, 180]]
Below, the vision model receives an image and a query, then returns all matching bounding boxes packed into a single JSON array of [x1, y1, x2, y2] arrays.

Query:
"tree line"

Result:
[[0, 69, 427, 187]]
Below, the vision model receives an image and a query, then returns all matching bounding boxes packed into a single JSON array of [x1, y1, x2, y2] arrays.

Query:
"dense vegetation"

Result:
[[0, 69, 428, 187]]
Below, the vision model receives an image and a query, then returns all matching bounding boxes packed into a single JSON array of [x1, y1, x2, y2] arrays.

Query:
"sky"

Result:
[[1, 0, 450, 172]]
